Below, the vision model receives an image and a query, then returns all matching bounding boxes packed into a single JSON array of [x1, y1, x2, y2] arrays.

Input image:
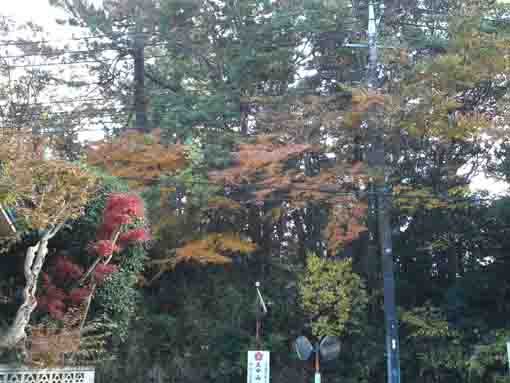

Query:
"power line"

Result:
[[3, 53, 197, 68], [4, 35, 506, 69], [0, 89, 179, 107], [0, 31, 158, 48], [0, 42, 169, 60], [111, 175, 504, 204], [5, 57, 131, 68], [1, 108, 130, 117]]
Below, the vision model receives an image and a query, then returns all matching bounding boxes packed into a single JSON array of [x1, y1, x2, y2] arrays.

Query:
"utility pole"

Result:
[[133, 8, 147, 133], [366, 1, 401, 383]]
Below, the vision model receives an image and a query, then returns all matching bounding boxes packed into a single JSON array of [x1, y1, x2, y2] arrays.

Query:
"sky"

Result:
[[3, 1, 70, 36], [1, 0, 508, 195], [2, 1, 102, 32], [2, 0, 111, 142]]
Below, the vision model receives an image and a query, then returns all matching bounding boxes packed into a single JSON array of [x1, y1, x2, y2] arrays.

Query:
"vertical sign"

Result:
[[506, 342, 510, 374], [247, 351, 270, 383], [314, 372, 321, 383]]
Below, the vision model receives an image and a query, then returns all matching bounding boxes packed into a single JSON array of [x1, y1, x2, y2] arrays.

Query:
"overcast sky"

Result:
[[2, 1, 102, 34], [3, 1, 69, 36], [1, 1, 111, 142]]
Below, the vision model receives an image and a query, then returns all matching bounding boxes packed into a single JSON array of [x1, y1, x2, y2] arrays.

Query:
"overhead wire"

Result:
[[2, 36, 506, 70], [0, 3, 504, 206], [104, 175, 505, 205], [0, 31, 158, 48]]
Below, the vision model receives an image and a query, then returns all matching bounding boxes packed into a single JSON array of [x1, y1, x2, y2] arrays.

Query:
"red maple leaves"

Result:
[[96, 193, 146, 240], [89, 240, 119, 258], [93, 263, 118, 283], [54, 256, 84, 281], [37, 192, 149, 320], [119, 227, 151, 242], [38, 272, 71, 320]]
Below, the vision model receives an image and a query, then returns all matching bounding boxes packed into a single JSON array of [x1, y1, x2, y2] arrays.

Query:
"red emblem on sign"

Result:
[[255, 352, 264, 361]]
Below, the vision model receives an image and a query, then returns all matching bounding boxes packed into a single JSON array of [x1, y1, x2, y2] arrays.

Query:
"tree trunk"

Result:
[[0, 235, 51, 350]]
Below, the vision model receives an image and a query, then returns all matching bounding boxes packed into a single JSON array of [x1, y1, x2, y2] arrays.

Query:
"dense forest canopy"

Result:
[[1, 0, 510, 382]]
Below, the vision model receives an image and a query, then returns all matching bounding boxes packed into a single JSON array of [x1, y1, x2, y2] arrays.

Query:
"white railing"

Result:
[[0, 366, 94, 383]]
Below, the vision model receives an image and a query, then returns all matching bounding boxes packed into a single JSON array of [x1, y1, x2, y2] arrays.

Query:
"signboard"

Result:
[[247, 351, 270, 383], [314, 372, 321, 383], [507, 342, 510, 372]]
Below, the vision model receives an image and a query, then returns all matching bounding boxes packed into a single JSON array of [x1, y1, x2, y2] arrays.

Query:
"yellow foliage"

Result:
[[151, 214, 179, 237], [351, 89, 386, 111], [176, 241, 231, 264], [206, 196, 242, 210], [175, 233, 256, 265], [0, 155, 97, 230], [393, 185, 448, 211]]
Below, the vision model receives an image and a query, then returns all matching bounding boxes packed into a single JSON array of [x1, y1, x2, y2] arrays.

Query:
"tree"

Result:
[[298, 253, 367, 338], [86, 129, 186, 188], [29, 1, 510, 382], [0, 139, 97, 351], [23, 190, 150, 366]]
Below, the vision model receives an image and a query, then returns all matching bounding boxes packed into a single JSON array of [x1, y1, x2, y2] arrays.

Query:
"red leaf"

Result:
[[89, 240, 119, 257], [54, 256, 84, 281], [68, 287, 92, 305], [119, 227, 150, 242], [93, 263, 118, 283]]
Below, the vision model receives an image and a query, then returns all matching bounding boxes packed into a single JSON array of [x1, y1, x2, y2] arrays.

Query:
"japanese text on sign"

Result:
[[247, 351, 270, 383]]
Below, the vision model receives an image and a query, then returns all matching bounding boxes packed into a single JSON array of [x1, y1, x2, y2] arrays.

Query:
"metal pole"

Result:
[[314, 343, 321, 383], [255, 282, 267, 349], [256, 318, 261, 348], [367, 1, 401, 383]]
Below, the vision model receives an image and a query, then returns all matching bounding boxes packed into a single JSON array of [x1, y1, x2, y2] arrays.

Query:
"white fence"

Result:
[[0, 366, 94, 383]]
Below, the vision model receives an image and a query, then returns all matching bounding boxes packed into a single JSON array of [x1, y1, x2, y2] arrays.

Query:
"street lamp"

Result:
[[294, 335, 341, 383]]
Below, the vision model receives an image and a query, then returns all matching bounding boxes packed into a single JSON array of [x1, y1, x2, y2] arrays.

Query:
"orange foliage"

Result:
[[175, 233, 256, 265], [206, 196, 242, 210], [350, 89, 386, 112], [208, 135, 312, 185], [86, 129, 186, 188], [209, 135, 366, 206], [207, 135, 368, 252], [323, 197, 368, 254]]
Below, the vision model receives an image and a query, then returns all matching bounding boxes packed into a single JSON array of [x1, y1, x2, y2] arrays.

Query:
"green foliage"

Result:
[[298, 253, 368, 337], [400, 305, 467, 381], [402, 305, 459, 339], [94, 244, 145, 341], [75, 314, 118, 363], [173, 139, 220, 207], [467, 330, 510, 383]]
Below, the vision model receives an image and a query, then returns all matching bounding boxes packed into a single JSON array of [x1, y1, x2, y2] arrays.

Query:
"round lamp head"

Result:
[[319, 336, 341, 361], [294, 336, 314, 361]]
